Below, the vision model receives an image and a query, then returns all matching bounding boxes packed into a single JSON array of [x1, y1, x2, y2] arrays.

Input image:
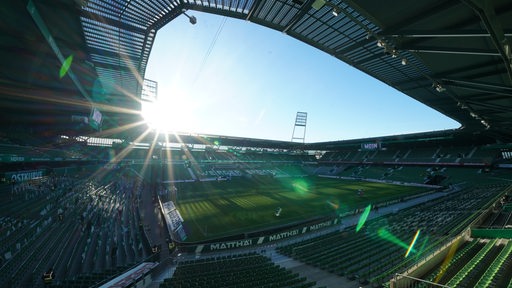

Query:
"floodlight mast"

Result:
[[291, 112, 308, 143]]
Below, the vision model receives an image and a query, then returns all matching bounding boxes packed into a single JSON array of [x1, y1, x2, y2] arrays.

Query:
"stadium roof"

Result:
[[1, 0, 511, 146]]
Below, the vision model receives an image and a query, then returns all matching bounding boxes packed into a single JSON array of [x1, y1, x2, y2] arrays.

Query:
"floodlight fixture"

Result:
[[481, 120, 491, 129], [383, 46, 398, 58], [461, 103, 468, 109], [315, 0, 341, 17], [181, 9, 197, 25], [432, 82, 446, 92], [457, 101, 468, 109], [332, 7, 340, 17], [188, 15, 197, 25]]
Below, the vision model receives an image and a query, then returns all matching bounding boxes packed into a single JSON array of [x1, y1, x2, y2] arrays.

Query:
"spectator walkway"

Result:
[[139, 186, 170, 261]]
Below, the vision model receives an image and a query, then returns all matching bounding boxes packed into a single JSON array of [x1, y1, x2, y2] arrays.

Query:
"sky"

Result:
[[142, 11, 460, 143]]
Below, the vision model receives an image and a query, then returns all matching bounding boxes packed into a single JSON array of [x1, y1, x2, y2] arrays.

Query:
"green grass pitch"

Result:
[[174, 176, 429, 242]]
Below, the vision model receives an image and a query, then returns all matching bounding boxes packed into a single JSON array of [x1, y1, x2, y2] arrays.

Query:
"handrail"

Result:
[[393, 273, 451, 287]]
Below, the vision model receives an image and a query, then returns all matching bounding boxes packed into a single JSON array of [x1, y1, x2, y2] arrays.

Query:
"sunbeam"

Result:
[[138, 129, 161, 183], [163, 133, 176, 183], [88, 120, 147, 138]]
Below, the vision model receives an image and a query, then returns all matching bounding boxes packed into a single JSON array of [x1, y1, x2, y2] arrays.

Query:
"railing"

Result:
[[388, 184, 511, 287], [392, 273, 451, 288]]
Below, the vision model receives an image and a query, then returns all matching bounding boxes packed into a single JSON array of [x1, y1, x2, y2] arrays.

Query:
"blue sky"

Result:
[[143, 11, 459, 143]]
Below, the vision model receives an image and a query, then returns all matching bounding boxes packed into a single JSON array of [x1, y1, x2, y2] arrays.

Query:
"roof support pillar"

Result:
[[27, 0, 92, 103], [460, 0, 512, 84]]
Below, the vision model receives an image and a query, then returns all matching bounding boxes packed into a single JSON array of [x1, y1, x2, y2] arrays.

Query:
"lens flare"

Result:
[[434, 239, 460, 283], [356, 204, 372, 232], [60, 54, 73, 78], [415, 236, 429, 261], [405, 229, 420, 257], [377, 228, 412, 251], [291, 179, 310, 194], [326, 200, 339, 210]]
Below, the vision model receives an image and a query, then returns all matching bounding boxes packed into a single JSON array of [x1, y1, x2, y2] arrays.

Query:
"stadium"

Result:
[[1, 0, 512, 288]]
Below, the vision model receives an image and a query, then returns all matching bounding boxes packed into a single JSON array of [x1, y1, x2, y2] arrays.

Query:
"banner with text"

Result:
[[4, 169, 46, 183], [189, 218, 338, 253]]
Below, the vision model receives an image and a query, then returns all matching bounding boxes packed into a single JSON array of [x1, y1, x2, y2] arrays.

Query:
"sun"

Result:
[[141, 97, 195, 133]]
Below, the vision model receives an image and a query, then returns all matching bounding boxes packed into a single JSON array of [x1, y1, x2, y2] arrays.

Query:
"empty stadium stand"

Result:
[[2, 1, 512, 287], [160, 253, 317, 288], [0, 167, 153, 288]]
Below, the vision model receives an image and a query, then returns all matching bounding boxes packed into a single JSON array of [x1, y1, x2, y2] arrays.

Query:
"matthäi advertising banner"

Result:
[[190, 218, 338, 254]]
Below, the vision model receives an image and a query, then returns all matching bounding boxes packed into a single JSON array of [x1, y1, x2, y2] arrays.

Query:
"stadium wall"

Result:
[[176, 217, 340, 254]]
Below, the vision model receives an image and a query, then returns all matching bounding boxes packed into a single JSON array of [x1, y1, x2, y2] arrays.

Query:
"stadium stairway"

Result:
[[270, 252, 351, 288], [139, 181, 170, 261]]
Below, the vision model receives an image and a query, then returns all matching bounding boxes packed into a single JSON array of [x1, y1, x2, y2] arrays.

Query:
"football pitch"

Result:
[[174, 176, 429, 242]]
